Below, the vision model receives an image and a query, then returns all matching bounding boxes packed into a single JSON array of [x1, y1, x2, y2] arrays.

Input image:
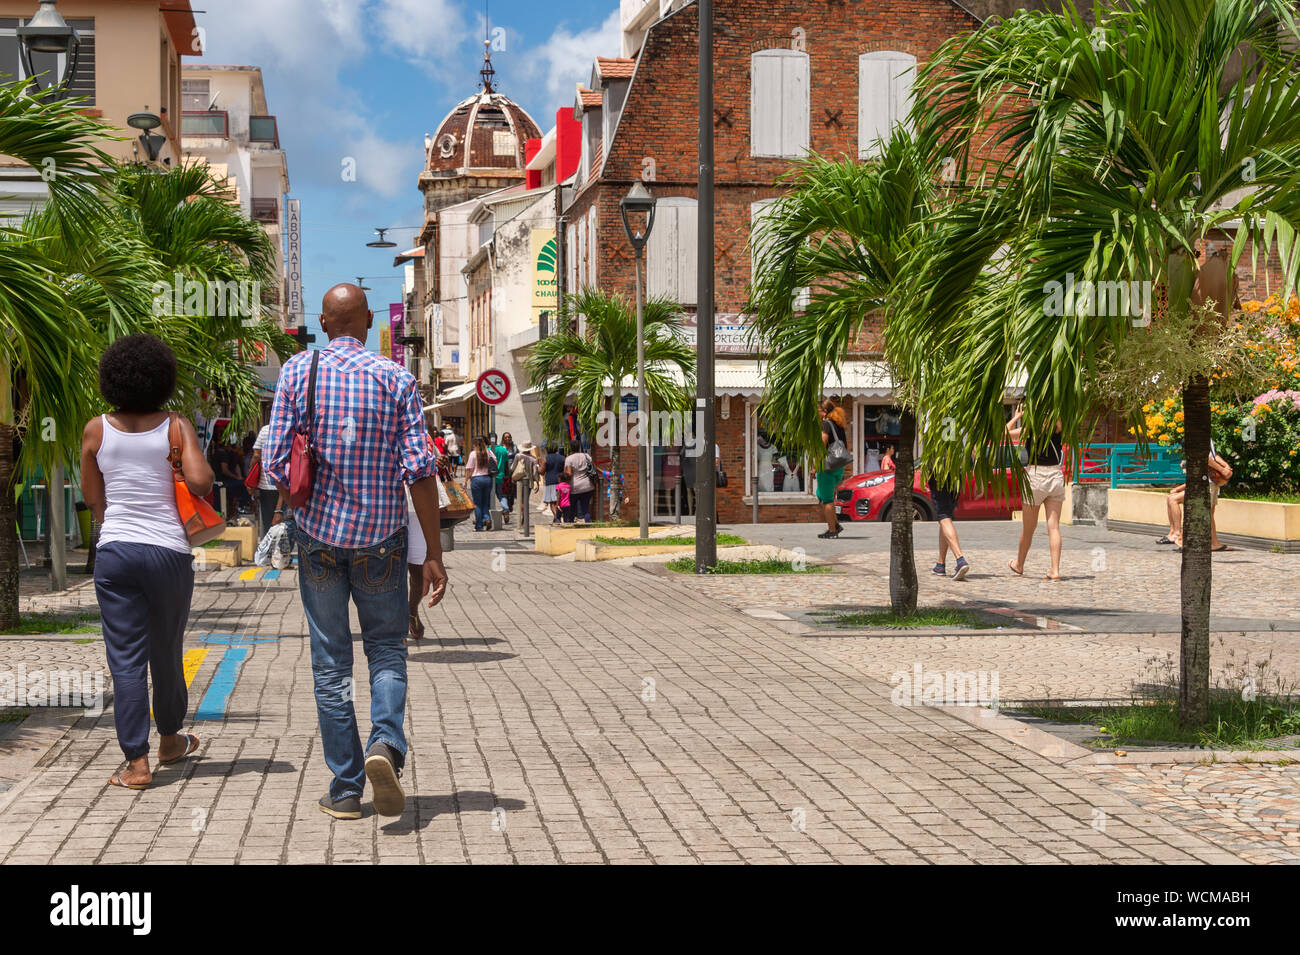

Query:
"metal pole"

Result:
[[49, 462, 66, 591], [636, 251, 648, 540], [752, 404, 759, 525], [695, 0, 717, 572]]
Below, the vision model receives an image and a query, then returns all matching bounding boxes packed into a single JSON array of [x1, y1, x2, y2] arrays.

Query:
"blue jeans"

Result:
[[470, 474, 494, 529], [295, 525, 409, 801]]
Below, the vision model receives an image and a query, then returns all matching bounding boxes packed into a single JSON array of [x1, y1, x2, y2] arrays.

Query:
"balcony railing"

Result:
[[251, 198, 279, 224], [183, 109, 228, 138], [249, 115, 279, 147]]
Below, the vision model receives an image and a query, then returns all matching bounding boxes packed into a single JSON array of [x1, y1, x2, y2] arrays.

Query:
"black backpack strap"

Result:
[[304, 350, 320, 436]]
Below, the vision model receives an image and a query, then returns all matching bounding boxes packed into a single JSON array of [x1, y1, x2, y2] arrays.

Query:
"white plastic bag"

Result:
[[254, 522, 290, 568]]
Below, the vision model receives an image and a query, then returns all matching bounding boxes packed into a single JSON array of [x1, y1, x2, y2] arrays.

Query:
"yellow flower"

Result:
[[1163, 398, 1175, 410], [1174, 410, 1184, 423]]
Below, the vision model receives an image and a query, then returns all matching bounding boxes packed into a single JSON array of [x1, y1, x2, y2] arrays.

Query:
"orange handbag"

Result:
[[168, 413, 228, 546]]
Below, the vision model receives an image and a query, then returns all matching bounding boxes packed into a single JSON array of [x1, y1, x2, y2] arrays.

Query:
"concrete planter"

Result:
[[534, 524, 642, 556], [1108, 487, 1300, 549]]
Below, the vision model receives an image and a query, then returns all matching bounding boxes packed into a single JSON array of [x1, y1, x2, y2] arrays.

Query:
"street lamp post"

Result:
[[17, 0, 80, 101], [696, 0, 717, 571], [620, 182, 657, 540], [20, 0, 79, 592]]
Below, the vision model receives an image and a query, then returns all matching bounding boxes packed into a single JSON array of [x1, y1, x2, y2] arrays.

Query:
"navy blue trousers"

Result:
[[94, 541, 195, 760]]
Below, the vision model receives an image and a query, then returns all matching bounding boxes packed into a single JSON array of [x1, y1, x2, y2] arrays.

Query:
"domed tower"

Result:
[[419, 42, 543, 218]]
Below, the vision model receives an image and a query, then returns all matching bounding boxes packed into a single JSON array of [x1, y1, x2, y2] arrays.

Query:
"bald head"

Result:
[[320, 283, 372, 342]]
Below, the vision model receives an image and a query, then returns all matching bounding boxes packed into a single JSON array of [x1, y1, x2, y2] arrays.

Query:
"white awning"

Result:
[[424, 380, 477, 411], [520, 361, 897, 399]]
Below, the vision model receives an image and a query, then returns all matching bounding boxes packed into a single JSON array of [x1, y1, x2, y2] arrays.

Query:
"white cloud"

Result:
[[375, 0, 468, 60], [522, 9, 622, 110]]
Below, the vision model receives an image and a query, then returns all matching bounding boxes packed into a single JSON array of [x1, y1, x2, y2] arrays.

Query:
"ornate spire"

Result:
[[480, 39, 495, 93]]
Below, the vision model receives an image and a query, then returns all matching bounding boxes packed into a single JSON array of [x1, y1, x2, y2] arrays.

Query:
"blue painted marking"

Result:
[[262, 569, 281, 581], [201, 632, 278, 646], [194, 647, 248, 720]]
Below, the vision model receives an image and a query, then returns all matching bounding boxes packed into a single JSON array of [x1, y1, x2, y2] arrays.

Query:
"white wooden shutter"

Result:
[[647, 197, 698, 305], [782, 52, 810, 157], [859, 51, 916, 157], [752, 199, 808, 309], [576, 217, 587, 291], [752, 50, 809, 158], [587, 206, 598, 288], [567, 223, 578, 293]]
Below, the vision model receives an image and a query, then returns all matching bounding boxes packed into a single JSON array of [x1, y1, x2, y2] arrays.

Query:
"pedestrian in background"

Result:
[[927, 472, 970, 580], [564, 441, 595, 523], [1006, 408, 1065, 579], [406, 431, 438, 642], [80, 334, 213, 791], [264, 283, 447, 820], [250, 418, 280, 531], [513, 441, 540, 535], [467, 435, 497, 531], [499, 431, 519, 521], [816, 399, 849, 539], [543, 443, 565, 522]]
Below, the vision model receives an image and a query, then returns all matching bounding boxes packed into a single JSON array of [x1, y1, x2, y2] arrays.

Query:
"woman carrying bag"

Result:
[[817, 399, 851, 538], [80, 334, 215, 791]]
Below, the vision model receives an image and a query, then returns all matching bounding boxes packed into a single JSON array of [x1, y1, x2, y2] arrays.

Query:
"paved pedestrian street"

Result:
[[0, 521, 1296, 864]]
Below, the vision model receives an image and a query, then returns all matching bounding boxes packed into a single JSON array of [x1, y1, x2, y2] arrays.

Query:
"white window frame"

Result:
[[586, 206, 598, 288], [859, 50, 916, 158], [750, 48, 810, 159]]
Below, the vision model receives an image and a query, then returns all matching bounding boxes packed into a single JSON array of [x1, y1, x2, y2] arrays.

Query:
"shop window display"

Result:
[[862, 404, 903, 475]]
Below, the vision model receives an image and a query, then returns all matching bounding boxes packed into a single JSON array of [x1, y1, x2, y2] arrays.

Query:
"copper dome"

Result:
[[427, 90, 542, 175]]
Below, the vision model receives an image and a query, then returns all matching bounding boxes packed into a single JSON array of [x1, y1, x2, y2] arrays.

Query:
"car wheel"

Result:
[[881, 498, 932, 522]]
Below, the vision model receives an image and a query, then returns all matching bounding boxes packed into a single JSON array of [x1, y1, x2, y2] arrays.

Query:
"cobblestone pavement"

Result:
[[0, 525, 1256, 864]]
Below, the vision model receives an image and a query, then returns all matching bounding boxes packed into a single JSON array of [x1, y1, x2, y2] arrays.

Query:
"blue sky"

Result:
[[202, 0, 623, 350]]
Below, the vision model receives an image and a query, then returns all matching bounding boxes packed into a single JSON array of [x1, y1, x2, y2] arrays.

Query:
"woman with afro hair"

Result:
[[80, 333, 214, 790]]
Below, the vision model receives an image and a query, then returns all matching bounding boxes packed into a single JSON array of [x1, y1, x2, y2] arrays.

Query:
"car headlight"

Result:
[[854, 475, 893, 489]]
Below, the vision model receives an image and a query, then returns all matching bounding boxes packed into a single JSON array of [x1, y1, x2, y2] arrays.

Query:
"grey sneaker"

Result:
[[364, 741, 406, 817], [318, 793, 361, 820]]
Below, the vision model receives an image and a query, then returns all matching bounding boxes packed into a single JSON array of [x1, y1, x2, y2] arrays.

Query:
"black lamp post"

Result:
[[17, 0, 80, 100], [620, 181, 657, 540]]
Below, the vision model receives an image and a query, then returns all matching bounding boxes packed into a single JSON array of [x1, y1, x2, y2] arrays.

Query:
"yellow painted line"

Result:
[[183, 648, 209, 687], [152, 648, 209, 719], [238, 568, 260, 581]]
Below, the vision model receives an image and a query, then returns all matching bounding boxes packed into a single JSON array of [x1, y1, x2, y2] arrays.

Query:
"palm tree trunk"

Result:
[[1178, 374, 1212, 728], [889, 409, 918, 615], [0, 423, 18, 631]]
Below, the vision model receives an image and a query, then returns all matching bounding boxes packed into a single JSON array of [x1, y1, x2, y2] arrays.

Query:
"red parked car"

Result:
[[834, 455, 1024, 522]]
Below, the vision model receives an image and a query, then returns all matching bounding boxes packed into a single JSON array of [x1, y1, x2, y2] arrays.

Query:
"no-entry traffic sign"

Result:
[[475, 368, 511, 405]]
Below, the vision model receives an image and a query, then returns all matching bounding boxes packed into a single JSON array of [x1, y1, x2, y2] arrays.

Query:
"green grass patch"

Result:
[[8, 611, 101, 635], [0, 711, 28, 725], [1219, 489, 1300, 504], [1023, 696, 1300, 749], [666, 557, 832, 575], [812, 607, 997, 629], [592, 533, 747, 547]]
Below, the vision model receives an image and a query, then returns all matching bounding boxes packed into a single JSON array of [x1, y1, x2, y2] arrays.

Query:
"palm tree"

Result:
[[748, 131, 954, 615], [904, 0, 1300, 725], [0, 79, 117, 628], [525, 289, 696, 519]]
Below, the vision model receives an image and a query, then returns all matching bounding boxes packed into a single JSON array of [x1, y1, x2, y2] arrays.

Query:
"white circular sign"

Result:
[[476, 369, 511, 405]]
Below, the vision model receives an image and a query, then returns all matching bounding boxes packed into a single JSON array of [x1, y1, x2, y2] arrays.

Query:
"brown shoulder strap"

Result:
[[167, 412, 183, 471]]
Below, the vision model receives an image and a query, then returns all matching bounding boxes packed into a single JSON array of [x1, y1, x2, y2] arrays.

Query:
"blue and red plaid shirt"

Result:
[[263, 336, 436, 548]]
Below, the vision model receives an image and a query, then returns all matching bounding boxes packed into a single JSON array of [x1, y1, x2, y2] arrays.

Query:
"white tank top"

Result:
[[95, 415, 192, 555]]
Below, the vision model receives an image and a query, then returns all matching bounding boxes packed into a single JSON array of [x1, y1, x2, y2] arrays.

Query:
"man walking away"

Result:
[[264, 284, 448, 820], [928, 474, 970, 580]]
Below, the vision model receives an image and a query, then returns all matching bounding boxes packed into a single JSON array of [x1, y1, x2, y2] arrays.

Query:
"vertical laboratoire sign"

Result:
[[389, 303, 405, 366], [285, 198, 304, 333]]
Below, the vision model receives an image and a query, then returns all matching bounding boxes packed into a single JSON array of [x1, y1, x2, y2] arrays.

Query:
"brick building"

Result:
[[561, 0, 987, 524]]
